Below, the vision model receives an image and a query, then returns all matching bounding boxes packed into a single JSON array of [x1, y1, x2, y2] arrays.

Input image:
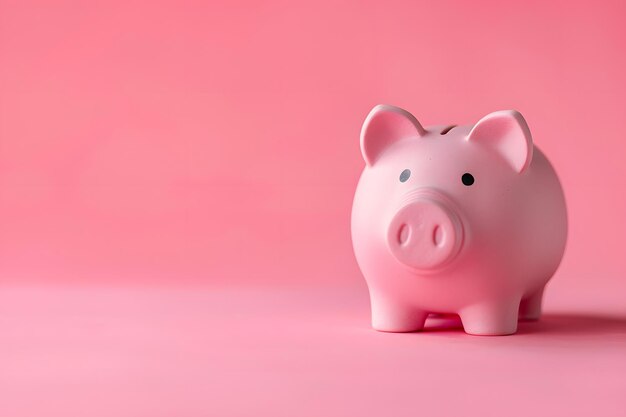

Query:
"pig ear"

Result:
[[360, 105, 425, 166], [467, 110, 533, 173]]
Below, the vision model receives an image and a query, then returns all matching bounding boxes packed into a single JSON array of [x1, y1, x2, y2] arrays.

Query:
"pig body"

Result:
[[351, 105, 567, 335]]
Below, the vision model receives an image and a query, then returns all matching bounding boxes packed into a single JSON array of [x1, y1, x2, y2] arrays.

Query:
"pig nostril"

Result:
[[398, 224, 411, 246], [433, 225, 445, 247]]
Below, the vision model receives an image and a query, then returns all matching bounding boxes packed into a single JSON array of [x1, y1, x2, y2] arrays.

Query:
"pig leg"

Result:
[[459, 298, 520, 336], [518, 287, 545, 321], [370, 295, 427, 332]]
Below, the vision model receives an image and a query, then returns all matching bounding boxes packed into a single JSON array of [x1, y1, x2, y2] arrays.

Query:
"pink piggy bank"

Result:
[[351, 105, 567, 335]]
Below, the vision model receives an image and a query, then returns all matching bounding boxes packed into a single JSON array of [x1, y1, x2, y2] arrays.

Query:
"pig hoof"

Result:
[[371, 310, 428, 333], [463, 324, 518, 336], [460, 302, 520, 336], [372, 323, 425, 333]]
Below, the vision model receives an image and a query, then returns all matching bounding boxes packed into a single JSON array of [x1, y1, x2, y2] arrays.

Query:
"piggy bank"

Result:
[[351, 105, 567, 335]]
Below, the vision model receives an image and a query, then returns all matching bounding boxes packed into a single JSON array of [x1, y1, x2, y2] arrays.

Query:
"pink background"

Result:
[[1, 1, 625, 416]]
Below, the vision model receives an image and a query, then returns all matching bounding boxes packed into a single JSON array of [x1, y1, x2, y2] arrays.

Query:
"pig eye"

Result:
[[461, 173, 475, 186], [399, 169, 411, 182]]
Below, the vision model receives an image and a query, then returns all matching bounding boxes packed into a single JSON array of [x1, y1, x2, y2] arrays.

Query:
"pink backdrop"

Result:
[[1, 1, 625, 416]]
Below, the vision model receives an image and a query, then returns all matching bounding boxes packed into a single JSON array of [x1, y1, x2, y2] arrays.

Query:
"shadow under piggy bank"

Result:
[[517, 313, 626, 337], [424, 313, 626, 337]]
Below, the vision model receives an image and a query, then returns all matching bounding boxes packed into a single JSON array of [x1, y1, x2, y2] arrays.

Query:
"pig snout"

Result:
[[387, 191, 464, 270]]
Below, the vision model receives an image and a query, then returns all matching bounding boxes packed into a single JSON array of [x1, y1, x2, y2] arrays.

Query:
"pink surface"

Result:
[[1, 0, 626, 415], [1, 285, 625, 416]]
